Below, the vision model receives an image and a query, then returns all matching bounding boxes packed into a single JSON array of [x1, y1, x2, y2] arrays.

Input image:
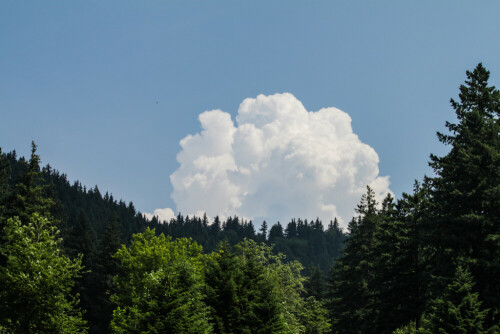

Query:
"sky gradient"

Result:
[[2, 1, 500, 225]]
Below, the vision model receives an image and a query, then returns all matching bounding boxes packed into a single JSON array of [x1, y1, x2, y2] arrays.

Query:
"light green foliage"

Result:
[[0, 214, 86, 333], [235, 239, 330, 334], [111, 228, 212, 334], [239, 239, 302, 333], [392, 322, 417, 334], [298, 297, 331, 334], [204, 240, 287, 334]]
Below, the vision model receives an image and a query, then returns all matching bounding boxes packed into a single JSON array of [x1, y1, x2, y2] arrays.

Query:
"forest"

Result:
[[0, 64, 499, 333]]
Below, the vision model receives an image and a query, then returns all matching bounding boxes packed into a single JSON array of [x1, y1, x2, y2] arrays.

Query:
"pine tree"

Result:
[[0, 148, 11, 268], [327, 186, 381, 334], [269, 221, 284, 241], [4, 142, 56, 224], [65, 211, 96, 267], [259, 220, 268, 242], [64, 211, 100, 333], [0, 214, 87, 333], [0, 148, 10, 219], [0, 144, 86, 333], [204, 240, 287, 333], [428, 64, 500, 325], [111, 229, 212, 334], [305, 266, 325, 300], [421, 266, 489, 334], [299, 297, 331, 334], [91, 214, 122, 334], [203, 242, 241, 333], [285, 219, 297, 239], [367, 190, 429, 333]]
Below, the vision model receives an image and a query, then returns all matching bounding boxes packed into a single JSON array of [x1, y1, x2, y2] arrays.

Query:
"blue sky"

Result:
[[1, 1, 499, 224]]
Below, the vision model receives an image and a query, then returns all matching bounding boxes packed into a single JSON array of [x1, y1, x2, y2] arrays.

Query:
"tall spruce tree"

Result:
[[4, 142, 55, 224], [0, 214, 87, 333], [0, 148, 11, 267], [365, 190, 430, 333], [0, 144, 86, 333], [327, 186, 382, 334], [259, 220, 268, 242], [204, 240, 287, 334], [428, 64, 500, 326], [65, 211, 99, 333], [111, 229, 212, 334], [0, 148, 10, 219], [421, 266, 489, 334], [92, 214, 122, 334], [305, 265, 325, 300], [390, 182, 432, 330]]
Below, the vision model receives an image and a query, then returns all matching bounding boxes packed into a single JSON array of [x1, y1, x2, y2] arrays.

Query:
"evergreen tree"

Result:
[[0, 148, 11, 267], [363, 190, 428, 333], [0, 214, 86, 333], [305, 265, 325, 300], [269, 221, 284, 241], [325, 218, 346, 261], [204, 240, 286, 334], [243, 239, 330, 333], [421, 266, 489, 334], [91, 214, 122, 334], [111, 229, 212, 334], [299, 297, 331, 334], [5, 142, 56, 224], [428, 64, 500, 325], [327, 186, 381, 334], [285, 219, 297, 239], [65, 211, 96, 267], [203, 242, 241, 333], [64, 211, 99, 332], [237, 240, 302, 333], [259, 220, 268, 242], [0, 144, 86, 333], [0, 148, 10, 218]]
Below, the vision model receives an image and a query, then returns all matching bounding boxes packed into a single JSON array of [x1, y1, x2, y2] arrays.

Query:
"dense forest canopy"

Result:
[[0, 64, 499, 333]]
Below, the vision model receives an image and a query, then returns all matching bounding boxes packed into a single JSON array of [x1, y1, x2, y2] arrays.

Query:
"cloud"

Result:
[[143, 207, 176, 223], [167, 93, 391, 228]]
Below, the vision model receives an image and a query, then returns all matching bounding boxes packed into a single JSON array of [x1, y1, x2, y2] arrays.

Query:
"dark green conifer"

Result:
[[428, 64, 500, 325], [5, 142, 55, 224], [285, 219, 297, 238], [305, 266, 325, 300], [0, 148, 10, 219], [269, 221, 284, 241], [92, 214, 122, 334], [204, 241, 286, 333], [327, 186, 381, 334], [259, 220, 268, 241], [422, 266, 489, 334]]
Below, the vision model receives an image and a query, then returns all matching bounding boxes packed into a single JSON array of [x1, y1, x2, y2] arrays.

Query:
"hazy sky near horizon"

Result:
[[2, 1, 500, 226]]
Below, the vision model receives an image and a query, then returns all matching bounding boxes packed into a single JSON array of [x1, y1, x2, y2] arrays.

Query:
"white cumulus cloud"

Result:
[[143, 207, 176, 223], [166, 93, 391, 229]]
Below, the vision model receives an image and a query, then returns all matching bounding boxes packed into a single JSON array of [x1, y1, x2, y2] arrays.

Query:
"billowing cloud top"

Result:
[[143, 207, 176, 223], [164, 93, 391, 228]]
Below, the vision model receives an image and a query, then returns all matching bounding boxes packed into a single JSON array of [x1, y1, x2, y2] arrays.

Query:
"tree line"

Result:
[[0, 63, 499, 333], [0, 145, 341, 333]]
